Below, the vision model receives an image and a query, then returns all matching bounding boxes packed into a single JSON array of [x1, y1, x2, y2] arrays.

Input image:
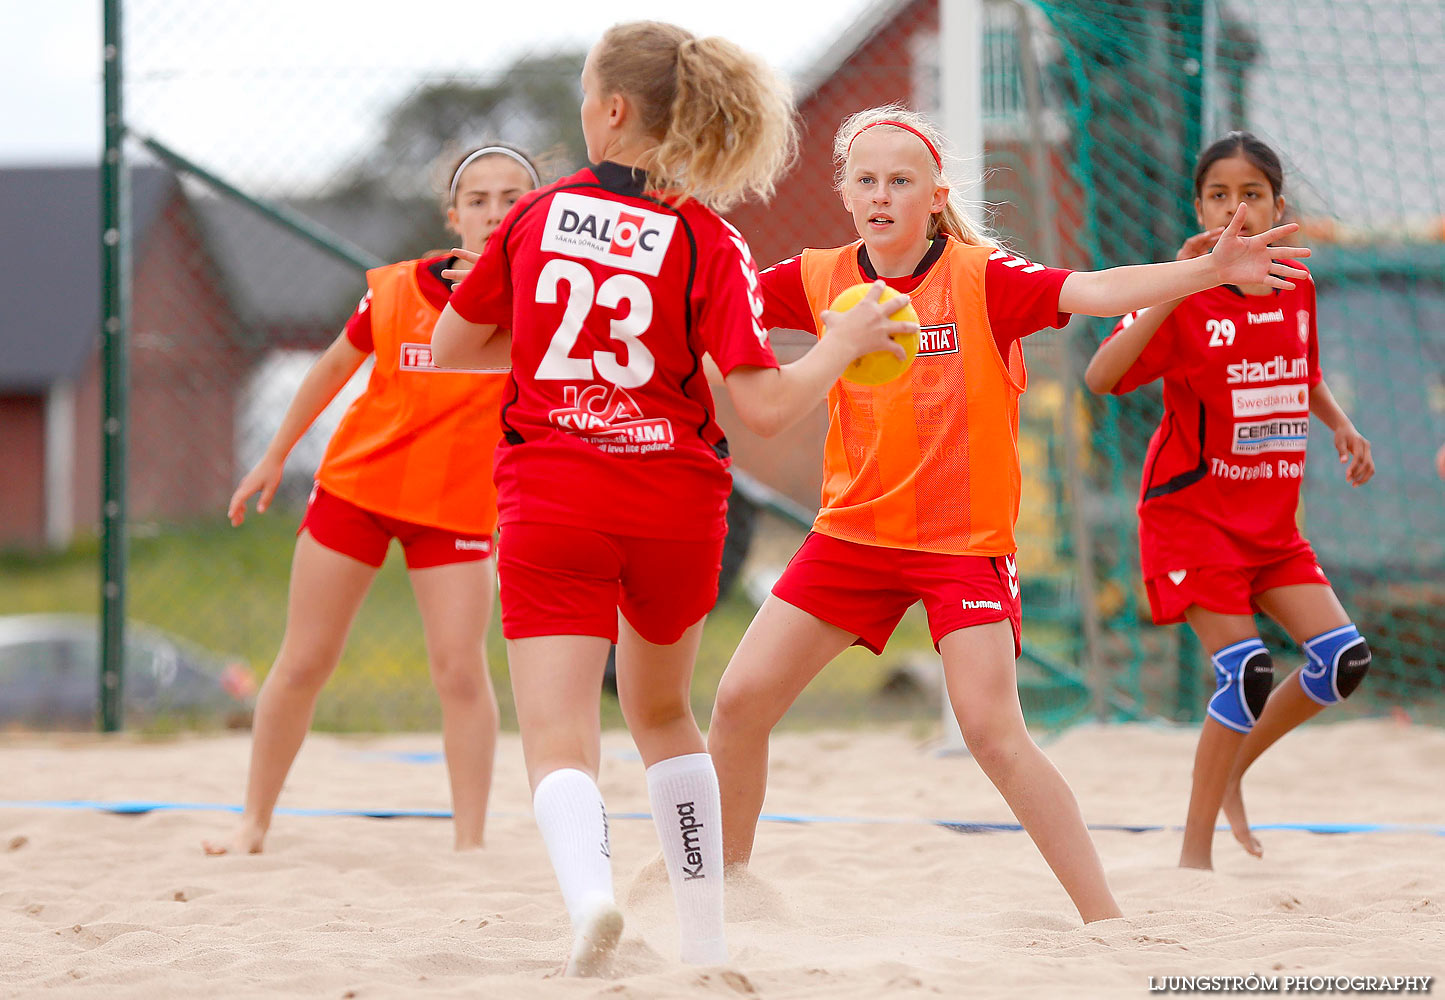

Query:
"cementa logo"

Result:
[[1231, 417, 1310, 454]]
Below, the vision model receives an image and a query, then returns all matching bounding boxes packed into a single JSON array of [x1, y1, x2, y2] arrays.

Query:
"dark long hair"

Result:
[[1193, 130, 1284, 198]]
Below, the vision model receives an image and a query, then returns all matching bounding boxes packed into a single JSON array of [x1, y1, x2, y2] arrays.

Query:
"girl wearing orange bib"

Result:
[[204, 144, 541, 856], [707, 106, 1310, 923]]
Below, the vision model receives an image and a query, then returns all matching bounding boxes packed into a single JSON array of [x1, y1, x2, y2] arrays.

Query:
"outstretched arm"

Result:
[[228, 330, 368, 525], [1083, 225, 1225, 393], [1310, 380, 1374, 487], [1061, 205, 1308, 317]]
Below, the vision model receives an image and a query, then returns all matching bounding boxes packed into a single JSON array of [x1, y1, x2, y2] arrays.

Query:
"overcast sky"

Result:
[[0, 0, 877, 179], [3, 0, 1439, 228]]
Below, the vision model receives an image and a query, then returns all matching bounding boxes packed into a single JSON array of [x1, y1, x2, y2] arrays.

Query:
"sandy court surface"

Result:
[[1, 718, 1442, 998]]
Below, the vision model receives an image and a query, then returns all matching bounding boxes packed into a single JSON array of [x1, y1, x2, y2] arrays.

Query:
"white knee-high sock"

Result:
[[532, 768, 616, 928], [646, 752, 727, 965]]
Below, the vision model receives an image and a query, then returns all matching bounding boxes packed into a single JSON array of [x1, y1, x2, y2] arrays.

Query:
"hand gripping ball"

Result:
[[827, 283, 921, 386]]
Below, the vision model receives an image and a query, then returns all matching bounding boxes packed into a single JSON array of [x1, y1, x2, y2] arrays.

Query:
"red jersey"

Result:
[[450, 162, 779, 540], [1106, 264, 1322, 577], [757, 239, 1071, 356]]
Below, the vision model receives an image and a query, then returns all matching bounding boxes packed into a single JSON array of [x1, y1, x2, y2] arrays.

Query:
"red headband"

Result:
[[846, 119, 943, 170]]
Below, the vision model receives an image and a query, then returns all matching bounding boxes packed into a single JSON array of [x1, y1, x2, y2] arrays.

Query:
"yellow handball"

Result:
[[826, 283, 921, 386]]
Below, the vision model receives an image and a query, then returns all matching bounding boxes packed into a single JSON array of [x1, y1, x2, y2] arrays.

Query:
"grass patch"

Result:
[[3, 513, 1099, 733], [3, 514, 953, 732]]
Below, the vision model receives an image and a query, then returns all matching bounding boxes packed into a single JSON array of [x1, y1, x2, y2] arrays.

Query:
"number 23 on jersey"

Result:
[[534, 259, 656, 389]]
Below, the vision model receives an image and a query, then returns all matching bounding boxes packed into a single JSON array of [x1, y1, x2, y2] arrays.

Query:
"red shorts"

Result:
[[771, 532, 1023, 657], [497, 522, 723, 645], [1145, 546, 1331, 625], [299, 485, 494, 570]]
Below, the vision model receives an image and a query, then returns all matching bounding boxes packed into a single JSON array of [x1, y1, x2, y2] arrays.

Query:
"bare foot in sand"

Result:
[[1221, 778, 1263, 858], [202, 822, 266, 856]]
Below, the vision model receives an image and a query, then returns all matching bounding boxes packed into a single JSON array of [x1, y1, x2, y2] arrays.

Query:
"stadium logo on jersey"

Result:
[[917, 324, 960, 356], [1247, 308, 1284, 325], [547, 383, 676, 454], [541, 192, 676, 277], [1231, 383, 1309, 417], [1225, 355, 1310, 385], [1297, 309, 1310, 343], [1232, 417, 1310, 455], [400, 343, 439, 371]]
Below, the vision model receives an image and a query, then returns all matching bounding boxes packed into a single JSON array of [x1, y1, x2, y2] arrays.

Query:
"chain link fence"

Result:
[[2, 0, 1440, 731]]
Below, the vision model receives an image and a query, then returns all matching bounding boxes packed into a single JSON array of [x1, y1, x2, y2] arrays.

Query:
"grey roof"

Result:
[[193, 194, 437, 337], [0, 165, 176, 392]]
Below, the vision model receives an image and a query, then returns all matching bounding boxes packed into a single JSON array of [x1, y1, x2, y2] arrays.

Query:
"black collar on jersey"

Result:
[[426, 255, 457, 286], [858, 235, 947, 281], [1222, 284, 1281, 299], [592, 161, 648, 198]]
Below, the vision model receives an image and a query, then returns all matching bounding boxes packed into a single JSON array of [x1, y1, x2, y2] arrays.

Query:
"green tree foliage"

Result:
[[336, 50, 588, 208]]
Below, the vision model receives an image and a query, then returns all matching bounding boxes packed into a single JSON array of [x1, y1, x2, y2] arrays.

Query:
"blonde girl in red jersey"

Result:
[[707, 106, 1310, 924], [204, 144, 542, 857], [1086, 132, 1375, 871], [432, 24, 913, 975]]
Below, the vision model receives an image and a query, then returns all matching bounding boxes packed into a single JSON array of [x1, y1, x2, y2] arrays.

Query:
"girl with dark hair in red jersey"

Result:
[[1086, 131, 1375, 870]]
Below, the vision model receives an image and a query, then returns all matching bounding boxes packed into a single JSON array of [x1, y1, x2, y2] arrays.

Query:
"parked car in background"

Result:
[[0, 615, 255, 730]]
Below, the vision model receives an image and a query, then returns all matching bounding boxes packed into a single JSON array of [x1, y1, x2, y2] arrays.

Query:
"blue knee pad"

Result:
[[1208, 638, 1275, 733], [1300, 624, 1371, 705]]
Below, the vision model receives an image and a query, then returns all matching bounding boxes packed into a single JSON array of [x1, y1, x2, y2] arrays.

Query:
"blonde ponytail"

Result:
[[833, 104, 996, 248], [594, 21, 798, 212]]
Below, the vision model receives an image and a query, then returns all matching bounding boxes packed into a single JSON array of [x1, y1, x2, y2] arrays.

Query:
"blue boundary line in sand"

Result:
[[1, 800, 1441, 836]]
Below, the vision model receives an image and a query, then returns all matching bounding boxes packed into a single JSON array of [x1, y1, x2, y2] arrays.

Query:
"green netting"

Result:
[[990, 0, 1445, 724], [6, 0, 1440, 732]]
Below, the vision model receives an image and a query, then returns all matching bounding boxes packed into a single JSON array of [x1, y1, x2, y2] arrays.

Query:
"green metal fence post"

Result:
[[99, 0, 129, 733], [1180, 0, 1206, 179]]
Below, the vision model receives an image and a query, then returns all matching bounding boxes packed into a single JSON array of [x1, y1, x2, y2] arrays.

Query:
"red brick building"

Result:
[[0, 166, 246, 549]]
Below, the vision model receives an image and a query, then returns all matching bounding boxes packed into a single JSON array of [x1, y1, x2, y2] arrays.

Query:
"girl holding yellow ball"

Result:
[[707, 104, 1310, 923]]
